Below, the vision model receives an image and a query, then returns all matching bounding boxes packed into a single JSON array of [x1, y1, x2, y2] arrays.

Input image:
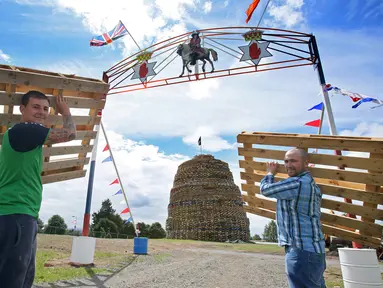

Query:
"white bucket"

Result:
[[70, 236, 96, 265], [338, 248, 383, 287]]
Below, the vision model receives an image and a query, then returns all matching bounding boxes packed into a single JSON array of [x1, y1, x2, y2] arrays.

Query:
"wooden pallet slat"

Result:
[[237, 131, 383, 248], [0, 65, 109, 185]]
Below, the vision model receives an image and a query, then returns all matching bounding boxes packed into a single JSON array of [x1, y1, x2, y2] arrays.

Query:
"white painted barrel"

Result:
[[70, 236, 96, 265], [338, 248, 383, 287]]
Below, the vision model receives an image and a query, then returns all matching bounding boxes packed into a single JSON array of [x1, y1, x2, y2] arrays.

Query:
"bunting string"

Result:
[[324, 84, 383, 109], [100, 121, 136, 234]]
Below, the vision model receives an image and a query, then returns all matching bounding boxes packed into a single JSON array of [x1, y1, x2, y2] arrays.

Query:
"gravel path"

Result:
[[35, 248, 341, 288]]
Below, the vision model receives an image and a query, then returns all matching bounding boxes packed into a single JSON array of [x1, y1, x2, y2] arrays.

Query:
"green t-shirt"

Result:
[[0, 122, 50, 218]]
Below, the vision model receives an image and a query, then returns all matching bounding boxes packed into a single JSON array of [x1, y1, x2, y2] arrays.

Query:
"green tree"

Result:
[[262, 220, 278, 242], [148, 222, 166, 239], [253, 234, 262, 240], [137, 222, 150, 237], [45, 215, 67, 235]]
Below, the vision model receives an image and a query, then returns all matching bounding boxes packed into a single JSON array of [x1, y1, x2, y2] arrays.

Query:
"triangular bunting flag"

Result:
[[121, 207, 130, 214], [352, 98, 378, 109], [124, 217, 133, 224], [304, 119, 321, 127], [308, 102, 323, 111], [102, 156, 112, 163], [103, 144, 109, 152], [109, 178, 119, 185], [113, 189, 122, 196]]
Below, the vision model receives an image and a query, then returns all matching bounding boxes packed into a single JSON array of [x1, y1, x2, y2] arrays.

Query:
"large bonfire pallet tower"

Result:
[[0, 64, 109, 184], [237, 131, 383, 248], [166, 154, 250, 242]]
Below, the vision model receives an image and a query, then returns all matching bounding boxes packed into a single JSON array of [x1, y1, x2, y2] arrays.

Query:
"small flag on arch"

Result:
[[90, 20, 129, 47], [109, 178, 119, 185], [304, 119, 321, 127], [121, 207, 130, 214], [103, 144, 109, 152], [245, 0, 260, 23], [102, 156, 112, 163]]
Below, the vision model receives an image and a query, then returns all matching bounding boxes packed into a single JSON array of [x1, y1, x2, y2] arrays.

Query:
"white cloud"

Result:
[[182, 126, 236, 152], [203, 1, 212, 14], [41, 128, 190, 231], [266, 0, 305, 28], [0, 49, 11, 63]]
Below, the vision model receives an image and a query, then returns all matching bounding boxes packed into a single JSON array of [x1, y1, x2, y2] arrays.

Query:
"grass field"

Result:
[[35, 234, 349, 287]]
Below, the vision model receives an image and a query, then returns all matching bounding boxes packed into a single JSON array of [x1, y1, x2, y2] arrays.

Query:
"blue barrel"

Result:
[[133, 237, 148, 255]]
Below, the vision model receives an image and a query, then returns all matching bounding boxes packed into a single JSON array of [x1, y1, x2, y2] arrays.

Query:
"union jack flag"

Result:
[[90, 20, 129, 47]]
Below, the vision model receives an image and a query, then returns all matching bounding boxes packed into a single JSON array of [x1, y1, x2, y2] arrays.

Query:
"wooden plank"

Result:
[[243, 195, 382, 237], [238, 147, 383, 172], [0, 92, 106, 109], [1, 83, 16, 133], [240, 168, 368, 191], [0, 114, 100, 126], [43, 145, 93, 157], [241, 183, 383, 205], [243, 206, 381, 247], [240, 172, 383, 220], [237, 133, 383, 153], [11, 85, 98, 98], [42, 169, 87, 184], [361, 153, 383, 235], [42, 157, 90, 172], [0, 67, 109, 94], [239, 160, 383, 186]]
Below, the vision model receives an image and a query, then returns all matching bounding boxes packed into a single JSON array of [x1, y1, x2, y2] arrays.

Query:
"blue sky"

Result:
[[1, 0, 382, 235]]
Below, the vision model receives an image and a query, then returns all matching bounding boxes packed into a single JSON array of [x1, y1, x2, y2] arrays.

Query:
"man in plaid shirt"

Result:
[[260, 148, 326, 288]]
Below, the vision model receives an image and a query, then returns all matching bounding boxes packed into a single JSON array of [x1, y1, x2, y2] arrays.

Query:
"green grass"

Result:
[[35, 250, 133, 284], [35, 250, 107, 284]]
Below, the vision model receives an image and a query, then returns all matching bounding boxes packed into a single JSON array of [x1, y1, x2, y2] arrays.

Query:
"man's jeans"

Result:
[[285, 245, 327, 288], [0, 214, 38, 288]]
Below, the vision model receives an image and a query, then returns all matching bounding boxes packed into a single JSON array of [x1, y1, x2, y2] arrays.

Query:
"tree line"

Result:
[[38, 199, 166, 239], [250, 220, 278, 242]]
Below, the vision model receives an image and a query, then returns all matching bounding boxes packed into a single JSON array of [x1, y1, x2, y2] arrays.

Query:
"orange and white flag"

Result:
[[246, 0, 260, 23]]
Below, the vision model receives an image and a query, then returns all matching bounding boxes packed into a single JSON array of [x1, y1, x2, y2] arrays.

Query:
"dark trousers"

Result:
[[0, 214, 38, 288], [285, 245, 327, 288]]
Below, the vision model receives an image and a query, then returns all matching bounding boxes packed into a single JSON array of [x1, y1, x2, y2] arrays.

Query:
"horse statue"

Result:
[[176, 43, 218, 77]]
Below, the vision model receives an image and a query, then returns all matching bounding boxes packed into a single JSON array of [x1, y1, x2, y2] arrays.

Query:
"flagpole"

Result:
[[100, 121, 138, 237], [82, 124, 100, 236], [120, 21, 142, 52]]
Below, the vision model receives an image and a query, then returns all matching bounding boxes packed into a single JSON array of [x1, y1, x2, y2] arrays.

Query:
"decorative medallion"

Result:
[[238, 40, 272, 66], [242, 29, 264, 42], [136, 51, 153, 62], [131, 60, 156, 83]]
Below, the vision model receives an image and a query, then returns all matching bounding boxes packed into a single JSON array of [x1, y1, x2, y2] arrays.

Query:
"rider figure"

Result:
[[190, 30, 204, 65]]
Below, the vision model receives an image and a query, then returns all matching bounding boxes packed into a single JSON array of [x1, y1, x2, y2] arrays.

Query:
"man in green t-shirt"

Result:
[[0, 90, 77, 287]]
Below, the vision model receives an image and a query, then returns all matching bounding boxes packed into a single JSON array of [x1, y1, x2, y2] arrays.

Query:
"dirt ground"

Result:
[[35, 235, 344, 288]]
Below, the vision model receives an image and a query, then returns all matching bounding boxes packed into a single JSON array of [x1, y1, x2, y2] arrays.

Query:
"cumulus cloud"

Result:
[[0, 49, 11, 63]]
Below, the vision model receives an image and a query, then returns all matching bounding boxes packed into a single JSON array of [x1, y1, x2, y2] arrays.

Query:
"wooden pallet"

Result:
[[237, 131, 383, 248], [0, 64, 109, 184]]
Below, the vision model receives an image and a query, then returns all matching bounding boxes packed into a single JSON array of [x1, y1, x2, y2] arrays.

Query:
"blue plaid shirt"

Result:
[[260, 171, 325, 254]]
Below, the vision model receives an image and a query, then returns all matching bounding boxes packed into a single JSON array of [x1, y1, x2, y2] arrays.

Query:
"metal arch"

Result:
[[103, 26, 319, 95]]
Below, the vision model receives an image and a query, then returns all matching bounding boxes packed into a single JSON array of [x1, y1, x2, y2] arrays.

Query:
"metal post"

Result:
[[310, 35, 361, 248], [310, 35, 338, 136]]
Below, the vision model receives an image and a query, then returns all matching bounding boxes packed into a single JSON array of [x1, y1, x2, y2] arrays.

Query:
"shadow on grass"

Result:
[[33, 255, 138, 288]]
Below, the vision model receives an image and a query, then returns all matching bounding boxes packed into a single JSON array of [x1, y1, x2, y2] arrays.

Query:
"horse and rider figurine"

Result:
[[176, 30, 218, 77]]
